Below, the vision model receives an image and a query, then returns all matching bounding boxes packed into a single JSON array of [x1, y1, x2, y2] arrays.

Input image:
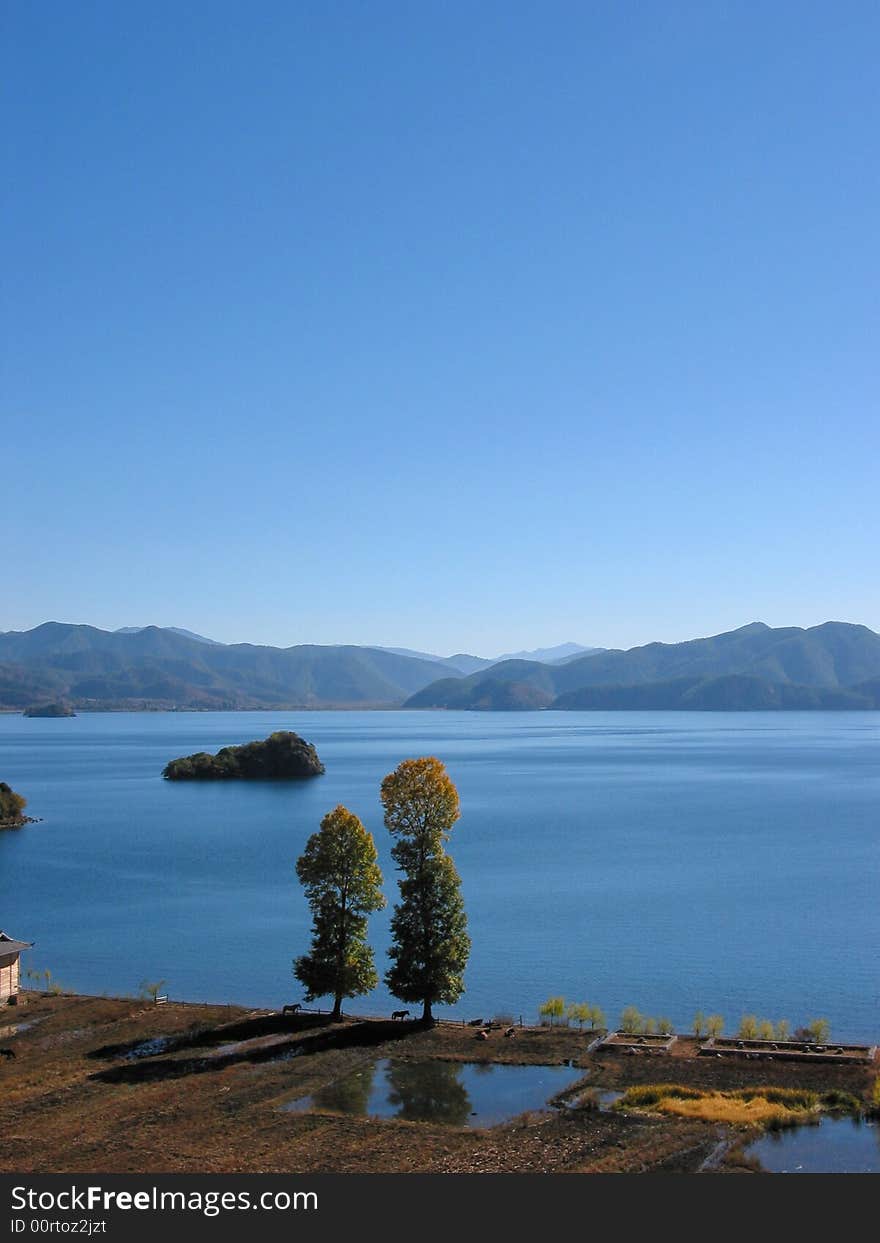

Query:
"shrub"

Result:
[[617, 1084, 704, 1108], [757, 1019, 775, 1041], [821, 1090, 861, 1113], [775, 1019, 790, 1041]]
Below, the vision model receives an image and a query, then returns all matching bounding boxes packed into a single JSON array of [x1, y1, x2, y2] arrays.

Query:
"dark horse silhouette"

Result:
[[391, 1010, 410, 1020]]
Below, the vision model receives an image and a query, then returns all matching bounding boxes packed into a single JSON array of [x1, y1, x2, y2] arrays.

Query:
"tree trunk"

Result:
[[422, 999, 433, 1024], [332, 994, 343, 1022]]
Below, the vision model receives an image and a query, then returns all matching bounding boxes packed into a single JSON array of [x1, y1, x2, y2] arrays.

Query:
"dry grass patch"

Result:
[[615, 1083, 819, 1129]]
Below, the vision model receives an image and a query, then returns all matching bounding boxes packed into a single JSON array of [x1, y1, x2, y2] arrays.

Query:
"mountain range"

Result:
[[0, 621, 878, 711], [404, 622, 880, 711]]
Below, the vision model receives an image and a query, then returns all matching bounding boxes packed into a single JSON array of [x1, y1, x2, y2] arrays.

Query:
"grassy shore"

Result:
[[1, 993, 876, 1175]]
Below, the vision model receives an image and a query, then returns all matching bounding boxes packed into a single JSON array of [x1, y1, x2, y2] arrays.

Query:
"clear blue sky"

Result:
[[4, 1, 878, 654]]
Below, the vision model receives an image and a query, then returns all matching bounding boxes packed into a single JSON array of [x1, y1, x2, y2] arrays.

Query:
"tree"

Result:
[[538, 996, 565, 1025], [294, 805, 385, 1021], [807, 1018, 830, 1044], [657, 1016, 673, 1036], [589, 1005, 606, 1031], [382, 758, 470, 1023], [706, 1014, 724, 1038], [0, 782, 27, 825], [620, 1006, 643, 1035], [693, 1011, 706, 1039], [566, 1002, 590, 1029], [738, 1014, 758, 1039], [757, 1019, 775, 1041], [775, 1019, 790, 1042]]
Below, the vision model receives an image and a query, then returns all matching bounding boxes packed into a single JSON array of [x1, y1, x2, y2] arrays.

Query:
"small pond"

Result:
[[282, 1058, 584, 1128], [748, 1115, 880, 1173]]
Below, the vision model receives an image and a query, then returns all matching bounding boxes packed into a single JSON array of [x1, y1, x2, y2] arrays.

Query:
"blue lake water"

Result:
[[283, 1058, 583, 1127], [0, 711, 878, 1039]]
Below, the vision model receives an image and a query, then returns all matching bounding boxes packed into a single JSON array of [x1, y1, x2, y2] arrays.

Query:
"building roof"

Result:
[[0, 931, 33, 954]]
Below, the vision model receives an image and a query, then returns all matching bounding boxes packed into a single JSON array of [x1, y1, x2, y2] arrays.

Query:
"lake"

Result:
[[0, 711, 878, 1039]]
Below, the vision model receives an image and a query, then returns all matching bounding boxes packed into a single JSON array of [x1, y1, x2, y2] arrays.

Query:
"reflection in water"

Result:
[[282, 1058, 583, 1128], [386, 1060, 471, 1127], [310, 1063, 377, 1116]]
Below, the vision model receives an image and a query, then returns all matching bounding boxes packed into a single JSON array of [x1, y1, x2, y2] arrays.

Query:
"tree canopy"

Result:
[[294, 804, 385, 1020], [381, 757, 470, 1022], [0, 782, 27, 827]]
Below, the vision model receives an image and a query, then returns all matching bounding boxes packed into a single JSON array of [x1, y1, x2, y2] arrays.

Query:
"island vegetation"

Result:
[[0, 781, 29, 828], [23, 701, 76, 717], [162, 731, 324, 780]]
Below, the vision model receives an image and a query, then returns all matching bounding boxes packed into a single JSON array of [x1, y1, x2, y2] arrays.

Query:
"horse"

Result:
[[282, 1003, 302, 1016], [391, 1009, 410, 1021]]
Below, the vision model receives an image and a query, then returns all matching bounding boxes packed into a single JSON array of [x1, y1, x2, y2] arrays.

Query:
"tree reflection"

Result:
[[311, 1063, 377, 1116], [386, 1059, 471, 1125]]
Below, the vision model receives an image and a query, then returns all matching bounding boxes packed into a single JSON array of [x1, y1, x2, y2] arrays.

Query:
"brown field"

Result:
[[1, 994, 876, 1175]]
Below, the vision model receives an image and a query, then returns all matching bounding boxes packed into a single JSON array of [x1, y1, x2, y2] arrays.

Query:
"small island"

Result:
[[0, 781, 32, 828], [23, 701, 76, 717], [163, 730, 325, 781]]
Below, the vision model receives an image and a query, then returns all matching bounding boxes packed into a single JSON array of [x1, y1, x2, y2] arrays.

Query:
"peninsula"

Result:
[[162, 730, 325, 780]]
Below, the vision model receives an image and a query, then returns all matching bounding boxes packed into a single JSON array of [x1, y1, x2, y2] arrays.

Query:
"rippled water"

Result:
[[1, 710, 878, 1038]]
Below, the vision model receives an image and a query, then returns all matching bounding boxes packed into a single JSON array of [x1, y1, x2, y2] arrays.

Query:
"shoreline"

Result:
[[2, 991, 877, 1175]]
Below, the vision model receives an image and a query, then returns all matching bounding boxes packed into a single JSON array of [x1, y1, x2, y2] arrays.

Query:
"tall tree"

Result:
[[294, 804, 385, 1021], [381, 757, 470, 1023]]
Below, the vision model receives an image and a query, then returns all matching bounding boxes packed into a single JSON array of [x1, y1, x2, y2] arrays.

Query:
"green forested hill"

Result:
[[405, 622, 880, 710], [0, 623, 460, 709]]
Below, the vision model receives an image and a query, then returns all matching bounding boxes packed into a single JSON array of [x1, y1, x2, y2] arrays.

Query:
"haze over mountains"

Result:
[[1, 621, 879, 711]]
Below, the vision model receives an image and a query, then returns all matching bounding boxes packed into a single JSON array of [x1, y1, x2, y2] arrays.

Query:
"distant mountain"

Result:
[[405, 622, 880, 711], [116, 626, 223, 646], [378, 648, 492, 675], [380, 643, 601, 672], [493, 642, 601, 664], [4, 621, 878, 712], [554, 675, 873, 711], [0, 624, 462, 709]]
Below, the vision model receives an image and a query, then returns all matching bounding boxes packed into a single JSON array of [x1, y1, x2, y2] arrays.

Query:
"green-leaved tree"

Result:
[[294, 805, 385, 1021], [567, 1001, 590, 1029], [382, 758, 470, 1023], [538, 996, 565, 1025]]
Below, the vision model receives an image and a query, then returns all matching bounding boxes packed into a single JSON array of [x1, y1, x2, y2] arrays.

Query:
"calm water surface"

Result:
[[748, 1115, 880, 1173], [283, 1058, 583, 1127], [0, 711, 877, 1037]]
